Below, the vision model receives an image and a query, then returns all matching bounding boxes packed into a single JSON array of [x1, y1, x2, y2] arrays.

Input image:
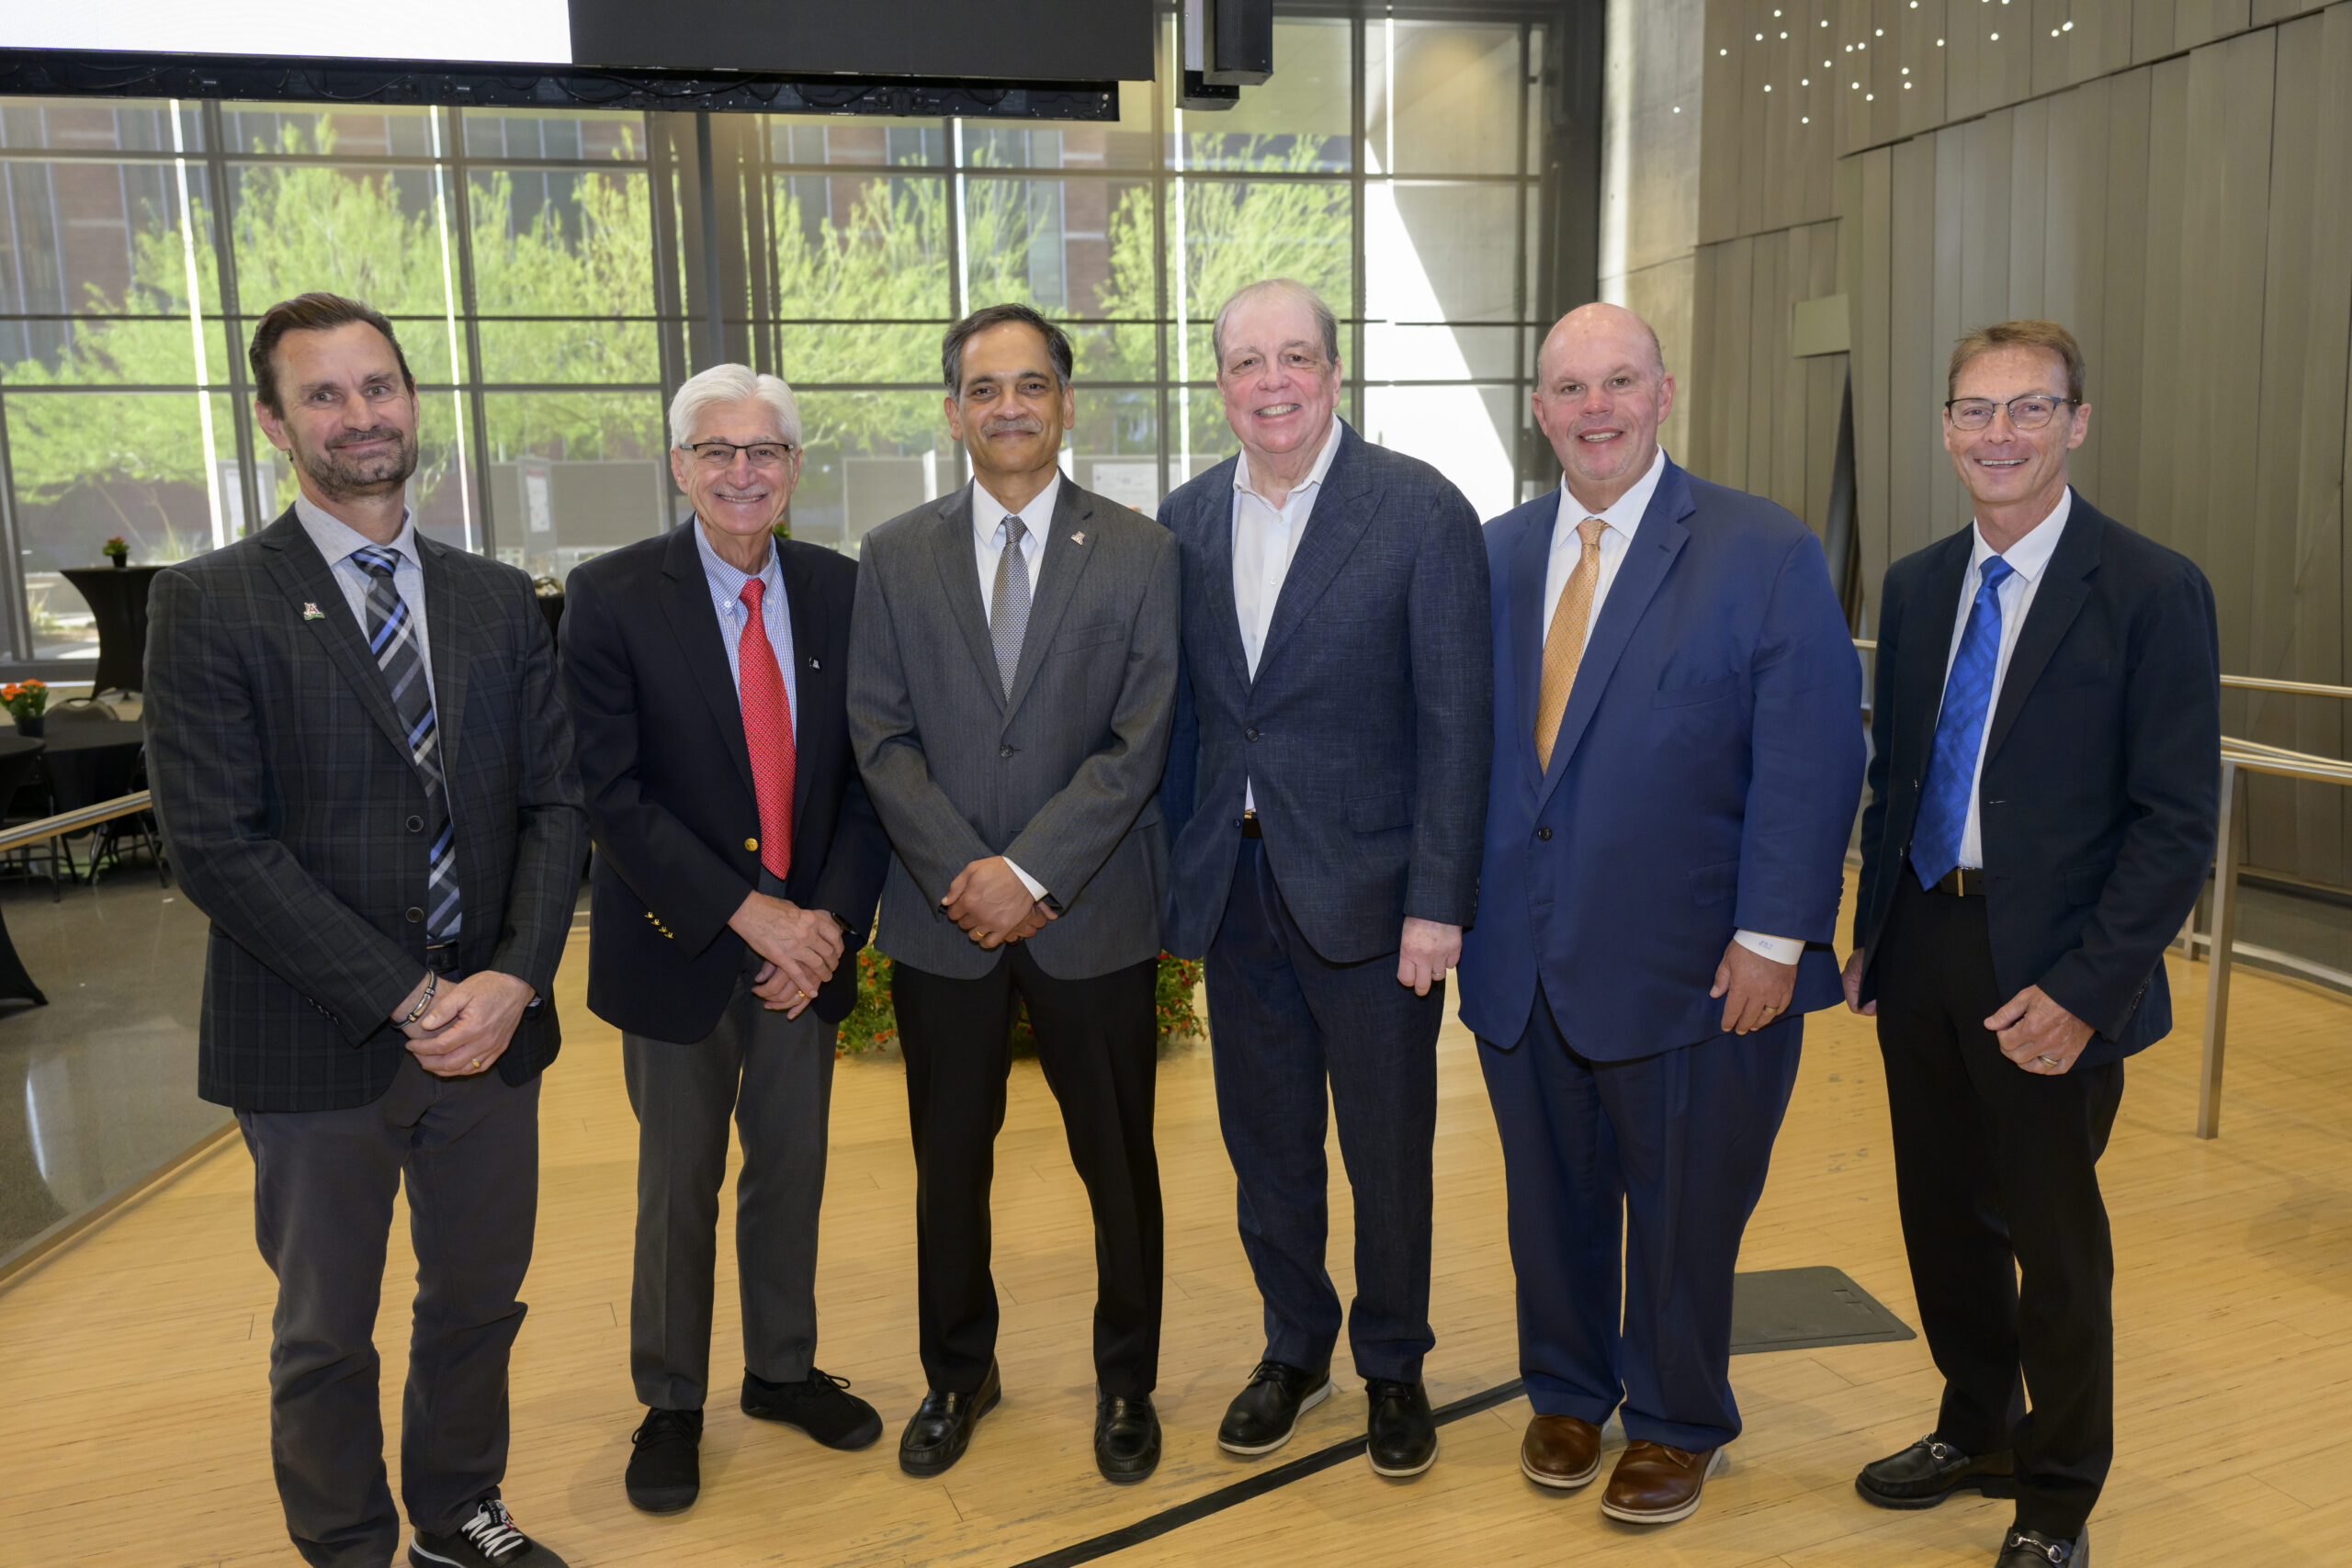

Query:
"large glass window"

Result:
[[0, 10, 1550, 671]]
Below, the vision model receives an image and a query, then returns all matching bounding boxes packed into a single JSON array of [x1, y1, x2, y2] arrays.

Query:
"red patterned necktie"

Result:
[[736, 578, 795, 882]]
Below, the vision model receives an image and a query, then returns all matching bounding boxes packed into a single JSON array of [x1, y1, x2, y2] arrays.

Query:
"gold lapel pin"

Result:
[[1071, 532, 1086, 546]]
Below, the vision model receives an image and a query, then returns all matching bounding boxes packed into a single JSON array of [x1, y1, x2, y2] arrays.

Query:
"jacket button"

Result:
[[1000, 744, 1014, 758], [1535, 827, 1554, 841], [406, 816, 424, 833], [405, 907, 424, 923], [744, 837, 759, 852], [1245, 727, 1261, 742]]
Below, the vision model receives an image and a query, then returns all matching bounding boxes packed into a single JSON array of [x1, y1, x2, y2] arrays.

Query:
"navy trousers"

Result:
[[1204, 836, 1442, 1384], [1477, 984, 1800, 1452]]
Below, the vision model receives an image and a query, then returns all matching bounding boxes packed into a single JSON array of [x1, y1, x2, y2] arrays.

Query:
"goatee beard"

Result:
[[299, 430, 419, 502]]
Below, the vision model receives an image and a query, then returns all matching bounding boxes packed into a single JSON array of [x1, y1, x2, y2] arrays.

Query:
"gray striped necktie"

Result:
[[990, 513, 1031, 698], [352, 546, 460, 941]]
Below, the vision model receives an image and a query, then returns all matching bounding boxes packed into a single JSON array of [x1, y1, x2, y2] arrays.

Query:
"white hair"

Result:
[[1210, 277, 1341, 370], [668, 363, 802, 448]]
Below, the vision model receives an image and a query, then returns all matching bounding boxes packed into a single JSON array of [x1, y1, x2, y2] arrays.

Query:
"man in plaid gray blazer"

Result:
[[144, 293, 585, 1568]]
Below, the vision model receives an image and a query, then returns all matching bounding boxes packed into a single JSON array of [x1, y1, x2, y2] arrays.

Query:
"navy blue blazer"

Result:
[[1457, 459, 1864, 1059], [1853, 494, 2219, 1064], [1160, 422, 1492, 964]]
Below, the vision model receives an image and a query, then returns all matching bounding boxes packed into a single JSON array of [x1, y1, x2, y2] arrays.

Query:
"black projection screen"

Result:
[[0, 0, 1152, 118]]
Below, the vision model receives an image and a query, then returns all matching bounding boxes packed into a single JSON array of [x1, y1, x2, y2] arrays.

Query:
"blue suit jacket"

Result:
[[1160, 422, 1493, 964], [1457, 459, 1865, 1059]]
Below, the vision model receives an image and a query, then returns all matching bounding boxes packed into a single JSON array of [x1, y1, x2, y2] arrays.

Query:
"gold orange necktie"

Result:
[[1534, 517, 1607, 772]]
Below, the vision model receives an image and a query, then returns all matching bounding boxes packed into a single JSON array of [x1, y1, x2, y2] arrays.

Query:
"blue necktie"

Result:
[[1911, 555, 2016, 889], [352, 546, 461, 941]]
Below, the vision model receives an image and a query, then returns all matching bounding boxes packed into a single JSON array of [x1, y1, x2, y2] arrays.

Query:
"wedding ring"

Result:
[[469, 1057, 482, 1070], [1760, 1003, 1779, 1014], [2039, 1055, 2061, 1067]]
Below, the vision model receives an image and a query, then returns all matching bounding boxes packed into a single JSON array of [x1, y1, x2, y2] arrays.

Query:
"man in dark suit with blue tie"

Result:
[[1160, 278, 1491, 1480], [1844, 321, 2219, 1568], [1459, 302, 1863, 1527]]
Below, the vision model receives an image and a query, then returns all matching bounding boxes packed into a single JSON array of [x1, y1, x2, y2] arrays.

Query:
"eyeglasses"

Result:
[[680, 439, 798, 469], [1944, 394, 2075, 432]]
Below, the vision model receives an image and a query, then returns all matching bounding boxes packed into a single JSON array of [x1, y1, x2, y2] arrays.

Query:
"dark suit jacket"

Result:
[[1457, 460, 1864, 1057], [848, 478, 1179, 981], [1854, 491, 2221, 1063], [560, 523, 891, 1043], [1159, 422, 1492, 964], [143, 508, 588, 1112]]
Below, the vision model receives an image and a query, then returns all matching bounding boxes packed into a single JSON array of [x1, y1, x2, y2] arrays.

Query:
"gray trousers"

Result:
[[238, 1054, 540, 1568], [623, 948, 838, 1412]]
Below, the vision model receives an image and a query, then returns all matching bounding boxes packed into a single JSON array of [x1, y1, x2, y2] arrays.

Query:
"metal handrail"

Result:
[[0, 790, 153, 855], [1852, 637, 2352, 702]]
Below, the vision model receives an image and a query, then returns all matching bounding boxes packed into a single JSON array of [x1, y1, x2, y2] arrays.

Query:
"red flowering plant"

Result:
[[835, 949, 1204, 1056], [101, 536, 129, 562], [0, 679, 49, 722]]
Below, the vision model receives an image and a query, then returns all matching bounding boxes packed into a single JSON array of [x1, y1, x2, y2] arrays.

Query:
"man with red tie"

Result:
[[560, 365, 892, 1515]]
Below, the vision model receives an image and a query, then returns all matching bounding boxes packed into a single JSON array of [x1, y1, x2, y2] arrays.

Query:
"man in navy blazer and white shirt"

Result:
[[1844, 321, 2218, 1568], [1160, 278, 1491, 1482], [1458, 303, 1863, 1527]]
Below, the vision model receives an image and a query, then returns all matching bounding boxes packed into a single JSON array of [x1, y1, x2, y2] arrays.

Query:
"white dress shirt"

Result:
[[692, 521, 799, 744], [1547, 449, 1800, 965], [1939, 487, 2073, 870], [968, 473, 1062, 902], [1233, 415, 1343, 809]]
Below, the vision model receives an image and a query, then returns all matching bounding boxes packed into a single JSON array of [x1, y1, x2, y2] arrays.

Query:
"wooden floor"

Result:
[[5, 884, 2351, 1568]]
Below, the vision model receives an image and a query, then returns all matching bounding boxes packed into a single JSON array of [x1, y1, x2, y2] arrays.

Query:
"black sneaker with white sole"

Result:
[[1216, 1359, 1334, 1456], [409, 1496, 569, 1568]]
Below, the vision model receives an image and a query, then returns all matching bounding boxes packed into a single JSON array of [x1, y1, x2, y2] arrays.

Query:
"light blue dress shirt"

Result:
[[693, 519, 800, 745]]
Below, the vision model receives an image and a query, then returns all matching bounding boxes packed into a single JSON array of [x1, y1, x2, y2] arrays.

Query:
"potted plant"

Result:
[[3, 679, 49, 738], [102, 536, 129, 568]]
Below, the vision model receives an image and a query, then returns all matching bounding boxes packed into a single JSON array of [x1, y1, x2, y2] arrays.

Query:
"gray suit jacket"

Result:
[[848, 478, 1180, 981], [144, 508, 589, 1112]]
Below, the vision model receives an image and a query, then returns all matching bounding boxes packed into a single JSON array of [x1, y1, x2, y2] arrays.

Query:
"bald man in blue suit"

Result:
[[1459, 304, 1864, 1528]]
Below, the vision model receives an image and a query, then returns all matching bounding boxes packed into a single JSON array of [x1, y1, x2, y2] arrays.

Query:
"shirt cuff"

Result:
[[1004, 858, 1048, 903], [1733, 930, 1804, 965]]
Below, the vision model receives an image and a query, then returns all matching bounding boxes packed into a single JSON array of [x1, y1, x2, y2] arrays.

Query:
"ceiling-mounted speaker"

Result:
[[1181, 0, 1272, 108]]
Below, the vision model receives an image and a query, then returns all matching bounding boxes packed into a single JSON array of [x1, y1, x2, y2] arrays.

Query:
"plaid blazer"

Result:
[[143, 508, 588, 1112]]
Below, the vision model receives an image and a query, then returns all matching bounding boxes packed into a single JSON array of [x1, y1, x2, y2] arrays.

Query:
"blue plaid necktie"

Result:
[[352, 546, 460, 940], [1911, 554, 2016, 889]]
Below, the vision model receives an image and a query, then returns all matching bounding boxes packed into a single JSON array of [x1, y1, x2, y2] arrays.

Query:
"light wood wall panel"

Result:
[[1679, 0, 2352, 882]]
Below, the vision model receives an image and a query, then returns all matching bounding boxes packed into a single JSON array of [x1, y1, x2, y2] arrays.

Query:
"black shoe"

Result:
[[1855, 1434, 2018, 1509], [899, 1359, 1001, 1478], [624, 1406, 703, 1515], [1996, 1526, 2088, 1566], [1216, 1359, 1334, 1456], [742, 1368, 884, 1450], [409, 1496, 568, 1567], [1364, 1378, 1437, 1479], [1095, 1392, 1162, 1484]]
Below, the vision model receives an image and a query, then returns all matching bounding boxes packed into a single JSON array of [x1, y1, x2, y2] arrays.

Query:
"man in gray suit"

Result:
[[1159, 278, 1492, 1481], [848, 302, 1180, 1485], [145, 292, 585, 1568]]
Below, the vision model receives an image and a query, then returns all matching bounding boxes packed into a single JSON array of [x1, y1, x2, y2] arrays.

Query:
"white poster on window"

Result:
[[521, 459, 555, 536], [1088, 460, 1160, 519]]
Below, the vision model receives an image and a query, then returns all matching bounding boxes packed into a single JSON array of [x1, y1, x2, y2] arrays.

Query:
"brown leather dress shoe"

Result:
[[1600, 1440, 1725, 1524], [1520, 1415, 1602, 1490]]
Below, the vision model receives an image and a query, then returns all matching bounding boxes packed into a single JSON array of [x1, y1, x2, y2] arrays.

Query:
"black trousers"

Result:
[[1874, 870, 2124, 1540], [238, 1054, 539, 1568], [893, 945, 1163, 1399]]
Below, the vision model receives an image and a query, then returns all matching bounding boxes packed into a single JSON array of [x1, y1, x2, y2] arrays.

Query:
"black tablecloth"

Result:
[[0, 739, 49, 1006], [38, 719, 143, 813], [60, 565, 164, 694]]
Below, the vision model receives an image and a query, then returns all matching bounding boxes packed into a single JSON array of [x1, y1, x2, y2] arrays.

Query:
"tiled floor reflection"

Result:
[[0, 863, 222, 1265]]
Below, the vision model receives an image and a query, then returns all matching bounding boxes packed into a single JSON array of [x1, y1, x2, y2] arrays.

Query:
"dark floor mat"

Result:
[[1730, 1266, 1917, 1354]]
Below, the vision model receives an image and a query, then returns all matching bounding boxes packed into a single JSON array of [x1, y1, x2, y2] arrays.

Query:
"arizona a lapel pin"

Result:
[[1071, 531, 1086, 546], [301, 602, 325, 621]]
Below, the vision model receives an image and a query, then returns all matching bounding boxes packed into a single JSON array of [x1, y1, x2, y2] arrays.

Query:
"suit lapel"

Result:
[[774, 541, 830, 830], [657, 522, 758, 803], [925, 485, 1006, 717], [1257, 424, 1374, 677], [416, 536, 468, 777], [1897, 528, 1979, 786], [1534, 463, 1694, 813], [1508, 499, 1554, 792], [1983, 494, 2099, 763], [257, 510, 416, 766], [1002, 479, 1096, 721], [1190, 462, 1251, 687]]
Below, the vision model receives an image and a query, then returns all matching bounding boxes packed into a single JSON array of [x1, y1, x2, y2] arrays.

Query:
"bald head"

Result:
[[1532, 301, 1676, 513]]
